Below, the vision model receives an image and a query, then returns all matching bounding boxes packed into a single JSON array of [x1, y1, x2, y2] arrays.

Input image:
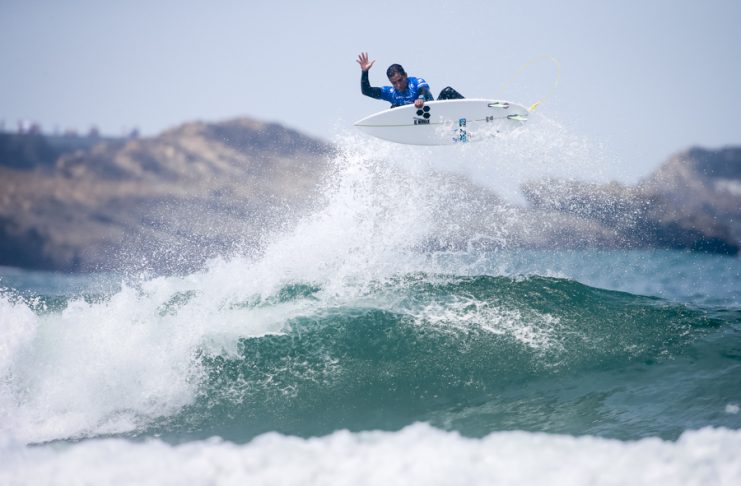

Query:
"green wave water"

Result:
[[135, 273, 740, 443]]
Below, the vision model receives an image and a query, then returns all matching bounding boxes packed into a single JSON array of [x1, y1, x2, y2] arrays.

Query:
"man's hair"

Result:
[[386, 64, 406, 78]]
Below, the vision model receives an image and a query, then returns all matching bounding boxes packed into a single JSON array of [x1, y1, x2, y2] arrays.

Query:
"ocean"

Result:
[[1, 131, 740, 484]]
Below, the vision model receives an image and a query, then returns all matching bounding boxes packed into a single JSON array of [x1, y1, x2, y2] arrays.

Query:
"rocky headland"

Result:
[[0, 119, 333, 272], [520, 147, 740, 255], [0, 120, 738, 273]]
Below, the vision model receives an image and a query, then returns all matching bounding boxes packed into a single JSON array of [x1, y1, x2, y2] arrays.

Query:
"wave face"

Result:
[[158, 273, 740, 443], [2, 253, 739, 445]]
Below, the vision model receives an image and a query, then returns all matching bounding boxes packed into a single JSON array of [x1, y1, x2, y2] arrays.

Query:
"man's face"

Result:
[[388, 72, 409, 92]]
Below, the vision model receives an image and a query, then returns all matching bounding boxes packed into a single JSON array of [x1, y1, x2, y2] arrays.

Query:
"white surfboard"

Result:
[[354, 99, 529, 145]]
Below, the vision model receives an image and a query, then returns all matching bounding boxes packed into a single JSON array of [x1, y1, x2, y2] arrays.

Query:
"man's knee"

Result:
[[438, 87, 464, 100]]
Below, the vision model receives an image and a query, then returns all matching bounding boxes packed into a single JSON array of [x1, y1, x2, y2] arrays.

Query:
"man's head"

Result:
[[386, 64, 408, 92]]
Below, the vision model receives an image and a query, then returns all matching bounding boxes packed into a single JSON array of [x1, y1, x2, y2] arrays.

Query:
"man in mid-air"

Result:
[[357, 52, 463, 109]]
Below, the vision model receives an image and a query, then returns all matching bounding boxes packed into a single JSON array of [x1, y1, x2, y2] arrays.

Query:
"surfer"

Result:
[[356, 52, 463, 108]]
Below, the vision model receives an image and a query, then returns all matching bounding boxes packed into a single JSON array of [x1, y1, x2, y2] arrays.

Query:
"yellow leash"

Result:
[[498, 56, 561, 112]]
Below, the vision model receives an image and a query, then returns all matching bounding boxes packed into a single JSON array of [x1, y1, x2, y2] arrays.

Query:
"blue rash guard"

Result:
[[361, 70, 434, 107]]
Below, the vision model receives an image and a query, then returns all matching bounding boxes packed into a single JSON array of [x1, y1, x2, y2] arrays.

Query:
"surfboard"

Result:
[[354, 99, 529, 145]]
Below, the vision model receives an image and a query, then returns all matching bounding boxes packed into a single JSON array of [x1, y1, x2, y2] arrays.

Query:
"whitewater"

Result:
[[1, 121, 740, 485]]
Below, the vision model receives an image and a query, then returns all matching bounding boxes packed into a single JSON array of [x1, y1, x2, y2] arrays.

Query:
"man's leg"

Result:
[[437, 87, 465, 100]]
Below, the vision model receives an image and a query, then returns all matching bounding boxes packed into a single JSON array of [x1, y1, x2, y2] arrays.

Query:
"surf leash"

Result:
[[498, 55, 561, 113]]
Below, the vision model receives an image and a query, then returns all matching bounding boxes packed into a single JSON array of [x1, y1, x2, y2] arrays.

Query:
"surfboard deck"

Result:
[[354, 99, 529, 145]]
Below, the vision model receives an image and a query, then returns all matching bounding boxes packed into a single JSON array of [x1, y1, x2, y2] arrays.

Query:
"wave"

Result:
[[151, 274, 738, 442], [2, 272, 738, 445]]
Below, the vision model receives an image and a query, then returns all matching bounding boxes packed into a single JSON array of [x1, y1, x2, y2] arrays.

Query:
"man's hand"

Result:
[[414, 99, 425, 108], [356, 52, 375, 72]]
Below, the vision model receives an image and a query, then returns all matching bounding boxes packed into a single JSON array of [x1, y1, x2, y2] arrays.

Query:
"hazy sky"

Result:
[[2, 0, 740, 181]]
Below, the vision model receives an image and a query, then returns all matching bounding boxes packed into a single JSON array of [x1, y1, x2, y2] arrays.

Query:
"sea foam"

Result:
[[1, 424, 739, 486]]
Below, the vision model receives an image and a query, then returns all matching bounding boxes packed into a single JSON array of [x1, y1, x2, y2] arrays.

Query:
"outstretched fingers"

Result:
[[356, 52, 375, 71]]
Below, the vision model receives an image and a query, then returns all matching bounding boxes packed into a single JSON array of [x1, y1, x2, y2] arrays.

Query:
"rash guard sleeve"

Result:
[[415, 78, 434, 101], [361, 70, 383, 99]]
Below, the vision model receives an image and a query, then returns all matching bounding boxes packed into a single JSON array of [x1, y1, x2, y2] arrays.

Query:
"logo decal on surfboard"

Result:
[[415, 106, 431, 118], [413, 105, 431, 126], [455, 118, 468, 143]]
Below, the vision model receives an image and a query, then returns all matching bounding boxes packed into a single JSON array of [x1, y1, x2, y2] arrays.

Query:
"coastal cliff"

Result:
[[0, 119, 332, 272], [521, 147, 740, 255]]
